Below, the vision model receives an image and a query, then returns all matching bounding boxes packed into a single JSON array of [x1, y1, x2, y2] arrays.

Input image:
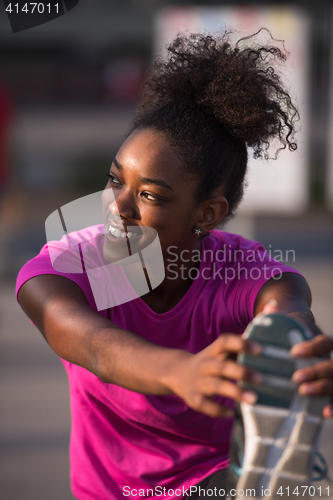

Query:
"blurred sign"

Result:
[[155, 6, 310, 215]]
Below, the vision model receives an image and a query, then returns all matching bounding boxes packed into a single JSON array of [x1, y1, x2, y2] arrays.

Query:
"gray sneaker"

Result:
[[236, 313, 329, 500]]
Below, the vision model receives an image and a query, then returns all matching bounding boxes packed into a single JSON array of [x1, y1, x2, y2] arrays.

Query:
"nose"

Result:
[[108, 187, 136, 220]]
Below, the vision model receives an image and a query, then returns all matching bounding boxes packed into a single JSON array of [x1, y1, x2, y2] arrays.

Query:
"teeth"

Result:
[[108, 225, 139, 239]]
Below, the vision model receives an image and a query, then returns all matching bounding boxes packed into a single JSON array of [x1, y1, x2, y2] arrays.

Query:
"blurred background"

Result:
[[0, 0, 332, 499]]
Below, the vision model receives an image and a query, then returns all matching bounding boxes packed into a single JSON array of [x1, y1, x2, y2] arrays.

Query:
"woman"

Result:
[[16, 31, 333, 500]]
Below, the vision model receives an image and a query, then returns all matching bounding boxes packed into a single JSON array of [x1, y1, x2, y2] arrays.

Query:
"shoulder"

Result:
[[206, 229, 265, 249], [204, 229, 268, 263], [16, 224, 104, 306], [202, 230, 303, 325], [36, 223, 104, 265], [45, 224, 104, 250]]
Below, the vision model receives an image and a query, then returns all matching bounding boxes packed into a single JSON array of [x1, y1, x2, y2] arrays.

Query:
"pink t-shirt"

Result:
[[16, 226, 301, 500]]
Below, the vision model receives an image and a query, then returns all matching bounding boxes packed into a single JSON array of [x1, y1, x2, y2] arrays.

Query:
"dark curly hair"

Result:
[[129, 29, 299, 220]]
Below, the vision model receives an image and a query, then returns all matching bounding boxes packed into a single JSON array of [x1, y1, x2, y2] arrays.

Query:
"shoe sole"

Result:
[[236, 313, 329, 500]]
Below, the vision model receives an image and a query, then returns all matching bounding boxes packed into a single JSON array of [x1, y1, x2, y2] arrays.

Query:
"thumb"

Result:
[[261, 299, 278, 315]]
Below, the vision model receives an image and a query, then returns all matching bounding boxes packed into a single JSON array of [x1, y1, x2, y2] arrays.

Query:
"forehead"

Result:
[[116, 128, 190, 183]]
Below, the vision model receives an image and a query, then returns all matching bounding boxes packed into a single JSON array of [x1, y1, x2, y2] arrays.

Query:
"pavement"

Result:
[[0, 280, 74, 500], [0, 257, 333, 500]]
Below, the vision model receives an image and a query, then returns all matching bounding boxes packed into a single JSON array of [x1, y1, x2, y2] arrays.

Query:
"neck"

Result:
[[117, 238, 203, 313], [140, 239, 203, 313]]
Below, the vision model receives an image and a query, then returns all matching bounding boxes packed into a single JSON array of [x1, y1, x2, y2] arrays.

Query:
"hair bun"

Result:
[[138, 30, 298, 159]]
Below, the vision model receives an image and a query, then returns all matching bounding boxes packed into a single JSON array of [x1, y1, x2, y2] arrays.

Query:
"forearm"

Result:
[[18, 275, 191, 394], [80, 321, 192, 393]]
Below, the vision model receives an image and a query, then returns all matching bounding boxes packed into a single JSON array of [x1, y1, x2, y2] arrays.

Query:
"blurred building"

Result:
[[0, 0, 332, 277]]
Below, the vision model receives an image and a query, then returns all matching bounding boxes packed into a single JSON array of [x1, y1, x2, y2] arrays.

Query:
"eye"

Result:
[[106, 173, 121, 186], [142, 192, 160, 202]]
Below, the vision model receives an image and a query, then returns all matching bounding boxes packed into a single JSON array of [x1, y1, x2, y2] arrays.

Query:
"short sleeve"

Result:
[[16, 241, 97, 310], [212, 231, 303, 329]]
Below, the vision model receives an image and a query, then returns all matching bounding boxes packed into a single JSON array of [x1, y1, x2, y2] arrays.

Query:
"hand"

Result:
[[261, 298, 333, 419], [291, 335, 333, 418], [165, 334, 263, 418]]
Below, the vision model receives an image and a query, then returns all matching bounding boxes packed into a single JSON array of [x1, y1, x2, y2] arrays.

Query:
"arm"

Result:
[[18, 274, 189, 394], [254, 272, 318, 333], [18, 274, 261, 417], [254, 272, 333, 418]]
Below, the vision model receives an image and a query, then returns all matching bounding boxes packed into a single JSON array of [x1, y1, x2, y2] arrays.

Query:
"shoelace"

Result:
[[311, 451, 331, 483]]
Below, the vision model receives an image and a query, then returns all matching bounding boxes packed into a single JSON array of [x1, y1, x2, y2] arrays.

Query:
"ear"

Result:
[[196, 196, 229, 234]]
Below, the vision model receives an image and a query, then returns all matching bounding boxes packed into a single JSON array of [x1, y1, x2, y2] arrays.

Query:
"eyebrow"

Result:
[[112, 157, 174, 192]]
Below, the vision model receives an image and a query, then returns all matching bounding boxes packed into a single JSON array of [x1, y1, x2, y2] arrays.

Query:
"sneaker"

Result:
[[236, 313, 329, 500]]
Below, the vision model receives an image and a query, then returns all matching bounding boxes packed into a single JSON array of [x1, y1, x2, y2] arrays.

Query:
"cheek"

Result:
[[157, 222, 194, 250], [138, 203, 168, 229], [139, 198, 196, 237]]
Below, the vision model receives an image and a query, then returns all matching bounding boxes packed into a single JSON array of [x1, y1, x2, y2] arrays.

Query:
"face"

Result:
[[102, 128, 202, 263]]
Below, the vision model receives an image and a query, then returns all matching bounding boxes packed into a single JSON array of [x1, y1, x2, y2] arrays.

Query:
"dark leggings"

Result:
[[186, 468, 229, 499]]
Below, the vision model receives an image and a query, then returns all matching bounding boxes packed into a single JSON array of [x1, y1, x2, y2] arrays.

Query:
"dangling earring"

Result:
[[193, 228, 202, 236]]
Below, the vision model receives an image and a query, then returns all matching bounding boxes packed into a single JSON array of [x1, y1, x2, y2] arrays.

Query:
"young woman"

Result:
[[16, 31, 333, 500]]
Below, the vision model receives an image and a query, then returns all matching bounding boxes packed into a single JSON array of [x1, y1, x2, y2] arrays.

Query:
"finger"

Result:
[[293, 360, 333, 384], [190, 395, 236, 418], [209, 358, 263, 385], [291, 335, 333, 357], [298, 378, 333, 397], [208, 334, 262, 357], [323, 403, 333, 419], [197, 377, 258, 404]]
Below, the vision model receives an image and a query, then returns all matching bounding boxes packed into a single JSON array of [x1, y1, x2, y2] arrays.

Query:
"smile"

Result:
[[108, 224, 140, 239]]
